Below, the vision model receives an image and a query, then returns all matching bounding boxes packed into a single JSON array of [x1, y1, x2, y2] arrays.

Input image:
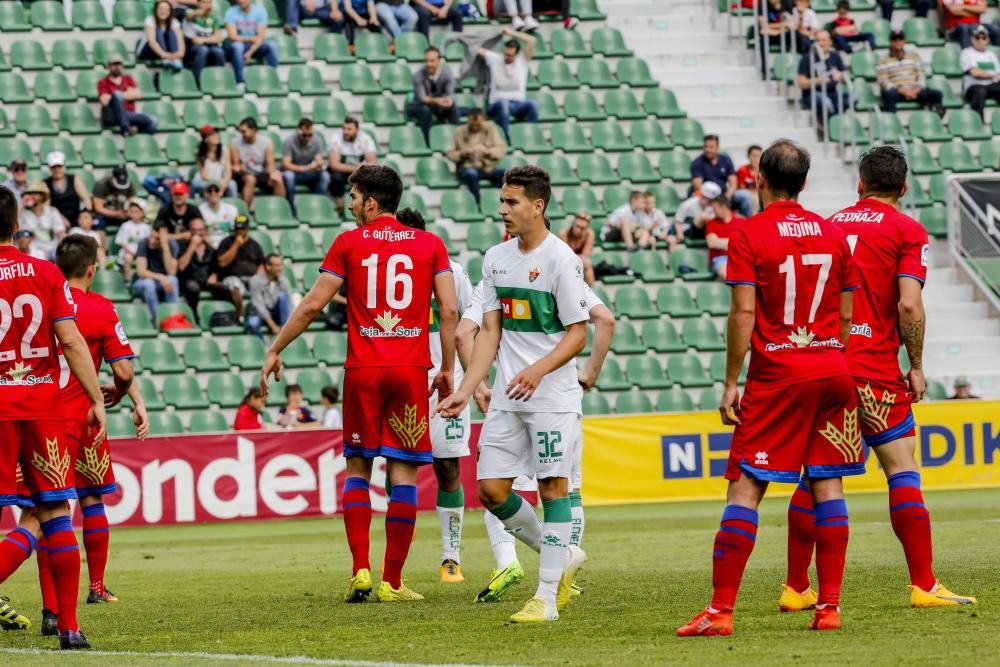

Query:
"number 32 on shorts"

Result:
[[537, 430, 563, 464]]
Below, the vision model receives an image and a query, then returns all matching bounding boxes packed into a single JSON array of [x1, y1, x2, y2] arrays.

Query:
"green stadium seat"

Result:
[[627, 357, 671, 390], [828, 115, 868, 144], [698, 386, 723, 410], [440, 190, 481, 222], [15, 106, 57, 136], [908, 142, 942, 175], [642, 319, 687, 353], [643, 88, 685, 119], [948, 109, 990, 140], [531, 91, 566, 122], [282, 65, 324, 96], [224, 99, 261, 128], [980, 139, 1000, 170], [590, 27, 633, 57], [860, 18, 891, 48], [296, 368, 335, 404], [576, 60, 617, 88], [274, 34, 305, 65], [207, 373, 248, 408], [993, 110, 1000, 135], [869, 111, 904, 144], [616, 390, 654, 414], [130, 377, 164, 411], [906, 177, 933, 208], [149, 412, 185, 437], [465, 255, 484, 284], [648, 183, 681, 216], [228, 335, 266, 370], [850, 50, 878, 81], [0, 139, 33, 167], [0, 2, 32, 31], [280, 230, 324, 261], [596, 358, 631, 391], [571, 0, 606, 19], [658, 148, 693, 182], [550, 124, 592, 153], [928, 173, 947, 204], [618, 154, 660, 184], [0, 109, 10, 138], [93, 38, 134, 68], [313, 97, 348, 127], [549, 29, 589, 58], [536, 155, 579, 186], [379, 63, 413, 94], [629, 252, 674, 282], [199, 67, 241, 98], [113, 0, 146, 29], [592, 251, 634, 283], [509, 124, 552, 154], [938, 143, 979, 173], [166, 134, 199, 165], [771, 53, 801, 84], [600, 90, 643, 121], [245, 66, 284, 97], [564, 90, 605, 122], [363, 95, 405, 126], [389, 126, 431, 157], [264, 375, 290, 407], [696, 282, 731, 316], [163, 375, 209, 410], [355, 32, 393, 62], [537, 60, 578, 89], [657, 284, 701, 317], [189, 411, 229, 434], [92, 270, 131, 301], [416, 157, 457, 188], [156, 303, 201, 336], [932, 46, 962, 78], [562, 187, 601, 219], [615, 287, 658, 319], [267, 99, 304, 129], [671, 248, 714, 281], [467, 223, 502, 253], [296, 194, 339, 227], [630, 120, 672, 150], [926, 380, 948, 401], [683, 318, 726, 351], [424, 125, 453, 155], [903, 17, 944, 46], [141, 340, 186, 374], [576, 154, 618, 185], [74, 1, 111, 29], [395, 32, 429, 62], [107, 413, 136, 439], [668, 353, 713, 387], [313, 331, 348, 366], [31, 1, 72, 30], [12, 40, 51, 72], [601, 185, 631, 214], [52, 39, 94, 71], [38, 138, 80, 168], [159, 69, 201, 99], [611, 321, 646, 354], [281, 336, 316, 369], [670, 118, 705, 149], [124, 135, 166, 166], [397, 192, 431, 220], [75, 70, 103, 102], [196, 301, 243, 335], [908, 111, 951, 142], [919, 206, 947, 237], [117, 303, 158, 338], [616, 58, 657, 87], [315, 33, 355, 64], [582, 392, 612, 416], [0, 73, 32, 104], [253, 196, 297, 229], [589, 120, 633, 152], [658, 386, 696, 412], [930, 75, 964, 109], [136, 102, 180, 133], [340, 63, 382, 95]]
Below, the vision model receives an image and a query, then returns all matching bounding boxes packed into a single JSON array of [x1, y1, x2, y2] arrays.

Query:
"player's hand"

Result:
[[132, 403, 150, 440], [100, 383, 123, 407], [430, 369, 454, 401], [260, 351, 282, 394], [907, 367, 927, 403], [473, 380, 492, 414], [88, 403, 107, 446], [506, 363, 545, 402], [719, 384, 742, 426], [436, 390, 470, 419], [578, 369, 596, 392]]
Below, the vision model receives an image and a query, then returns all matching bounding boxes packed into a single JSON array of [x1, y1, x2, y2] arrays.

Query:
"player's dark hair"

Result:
[[858, 145, 908, 198], [241, 386, 264, 410], [285, 383, 303, 398], [503, 165, 551, 211], [396, 207, 426, 231], [321, 385, 340, 403], [0, 185, 17, 241], [504, 39, 521, 53], [56, 234, 99, 279], [348, 164, 403, 214], [759, 139, 810, 199]]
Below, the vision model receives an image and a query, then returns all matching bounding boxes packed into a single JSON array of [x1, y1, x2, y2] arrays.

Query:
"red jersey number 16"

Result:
[[361, 253, 414, 309]]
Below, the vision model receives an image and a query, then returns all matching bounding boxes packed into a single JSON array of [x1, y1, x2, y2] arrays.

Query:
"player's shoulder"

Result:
[[79, 289, 115, 314], [543, 232, 580, 262], [483, 236, 520, 263]]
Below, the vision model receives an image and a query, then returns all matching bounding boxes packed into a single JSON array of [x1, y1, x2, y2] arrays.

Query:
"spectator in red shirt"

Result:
[[97, 54, 158, 136], [941, 0, 999, 48], [705, 195, 744, 280], [234, 387, 268, 430], [735, 144, 761, 213], [829, 1, 875, 53]]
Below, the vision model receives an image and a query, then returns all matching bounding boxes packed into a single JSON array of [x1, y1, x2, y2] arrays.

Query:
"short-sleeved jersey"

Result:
[[59, 288, 135, 418], [320, 214, 451, 369], [480, 234, 589, 413], [828, 198, 928, 381], [429, 259, 474, 380], [0, 246, 76, 421], [726, 200, 859, 388], [464, 282, 604, 327]]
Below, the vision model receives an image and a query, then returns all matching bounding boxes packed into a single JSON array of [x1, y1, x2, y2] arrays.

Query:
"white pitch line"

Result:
[[0, 648, 516, 667]]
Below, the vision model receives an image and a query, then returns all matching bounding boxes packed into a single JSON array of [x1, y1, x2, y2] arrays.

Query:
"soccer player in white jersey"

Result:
[[394, 208, 475, 583], [438, 166, 589, 623]]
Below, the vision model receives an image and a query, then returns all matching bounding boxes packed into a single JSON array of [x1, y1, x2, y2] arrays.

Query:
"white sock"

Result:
[[490, 493, 542, 553], [536, 498, 572, 606], [436, 505, 464, 564], [569, 491, 585, 547], [484, 510, 519, 570]]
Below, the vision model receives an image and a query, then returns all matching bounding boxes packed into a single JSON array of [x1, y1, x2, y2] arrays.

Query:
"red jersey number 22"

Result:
[[361, 253, 414, 309], [0, 294, 49, 362], [777, 254, 832, 325]]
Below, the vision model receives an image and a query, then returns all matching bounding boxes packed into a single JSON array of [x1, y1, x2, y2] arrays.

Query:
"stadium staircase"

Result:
[[0, 0, 997, 437]]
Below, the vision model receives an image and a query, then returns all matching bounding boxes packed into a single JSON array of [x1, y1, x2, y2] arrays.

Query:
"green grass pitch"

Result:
[[0, 488, 995, 666]]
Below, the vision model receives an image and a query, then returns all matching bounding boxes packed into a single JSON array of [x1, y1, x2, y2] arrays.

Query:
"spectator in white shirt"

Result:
[[199, 182, 240, 247], [601, 190, 642, 252], [639, 191, 680, 251], [320, 385, 343, 429], [960, 25, 1000, 119], [115, 198, 153, 282], [19, 181, 68, 259], [478, 27, 538, 142], [327, 117, 378, 211]]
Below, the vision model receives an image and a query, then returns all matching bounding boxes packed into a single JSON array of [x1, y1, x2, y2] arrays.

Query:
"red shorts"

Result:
[[0, 420, 76, 506], [342, 366, 432, 465], [67, 419, 118, 497], [725, 375, 867, 483], [853, 376, 916, 447]]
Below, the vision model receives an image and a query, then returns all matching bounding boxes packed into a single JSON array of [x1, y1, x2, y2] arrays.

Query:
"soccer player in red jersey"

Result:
[[261, 165, 458, 603], [0, 186, 107, 650], [780, 146, 976, 611], [677, 140, 865, 637]]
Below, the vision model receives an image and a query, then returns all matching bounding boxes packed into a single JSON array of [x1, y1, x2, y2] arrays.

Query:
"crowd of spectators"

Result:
[[233, 382, 342, 431]]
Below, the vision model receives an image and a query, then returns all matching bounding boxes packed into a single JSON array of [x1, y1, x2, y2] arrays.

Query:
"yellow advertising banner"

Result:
[[581, 401, 1000, 506]]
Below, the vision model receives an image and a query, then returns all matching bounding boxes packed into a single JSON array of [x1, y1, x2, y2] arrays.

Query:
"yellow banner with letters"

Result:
[[581, 401, 1000, 505]]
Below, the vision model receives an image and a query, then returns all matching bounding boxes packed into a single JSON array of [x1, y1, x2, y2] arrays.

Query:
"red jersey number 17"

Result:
[[777, 253, 832, 324]]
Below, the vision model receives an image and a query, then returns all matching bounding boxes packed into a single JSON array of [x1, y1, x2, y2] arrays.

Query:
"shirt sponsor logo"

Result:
[[850, 322, 872, 337], [500, 297, 532, 320], [766, 328, 844, 352], [776, 220, 822, 238], [359, 310, 422, 338], [362, 228, 416, 242], [0, 361, 54, 386], [0, 262, 37, 281]]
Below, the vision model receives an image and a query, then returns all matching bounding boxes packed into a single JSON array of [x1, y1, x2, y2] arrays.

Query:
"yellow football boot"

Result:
[[377, 580, 425, 602], [556, 545, 587, 611], [779, 584, 818, 612], [509, 596, 558, 623], [343, 568, 373, 603], [440, 559, 465, 583], [910, 581, 977, 608]]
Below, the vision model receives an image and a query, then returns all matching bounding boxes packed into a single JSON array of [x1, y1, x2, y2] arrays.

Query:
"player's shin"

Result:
[[537, 497, 572, 607], [0, 525, 37, 583], [813, 498, 849, 609], [483, 510, 518, 569], [38, 514, 80, 633], [710, 505, 759, 612], [342, 477, 373, 575], [81, 502, 110, 596], [569, 491, 585, 547], [487, 492, 542, 552], [887, 471, 935, 591], [36, 539, 59, 614], [785, 478, 816, 593], [436, 487, 464, 564], [383, 484, 418, 589]]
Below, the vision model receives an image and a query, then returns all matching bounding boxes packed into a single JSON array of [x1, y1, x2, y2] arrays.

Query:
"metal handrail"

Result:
[[948, 174, 1000, 313]]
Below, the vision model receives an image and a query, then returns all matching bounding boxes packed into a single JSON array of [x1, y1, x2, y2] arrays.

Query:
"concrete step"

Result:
[[927, 316, 1000, 339], [924, 337, 1000, 357], [926, 301, 993, 320], [680, 96, 791, 117], [925, 354, 1000, 377], [927, 267, 960, 284], [924, 282, 976, 303], [650, 65, 759, 86]]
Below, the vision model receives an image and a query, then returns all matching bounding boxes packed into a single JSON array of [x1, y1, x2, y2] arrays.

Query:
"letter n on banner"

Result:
[[661, 434, 702, 479]]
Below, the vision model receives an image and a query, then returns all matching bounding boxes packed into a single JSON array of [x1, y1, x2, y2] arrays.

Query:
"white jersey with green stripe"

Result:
[[480, 233, 590, 414], [429, 259, 475, 383]]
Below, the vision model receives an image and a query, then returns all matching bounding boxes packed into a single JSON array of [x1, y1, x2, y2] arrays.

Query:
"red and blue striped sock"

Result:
[[814, 499, 849, 608], [710, 504, 758, 611], [82, 503, 110, 595], [0, 526, 36, 583], [888, 471, 935, 591], [41, 515, 80, 633], [36, 538, 59, 613], [785, 477, 816, 592], [343, 477, 372, 576], [383, 484, 417, 589]]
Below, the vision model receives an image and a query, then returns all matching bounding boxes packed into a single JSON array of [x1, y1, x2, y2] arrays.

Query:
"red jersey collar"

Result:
[[855, 198, 896, 212], [764, 200, 804, 212], [0, 244, 19, 254]]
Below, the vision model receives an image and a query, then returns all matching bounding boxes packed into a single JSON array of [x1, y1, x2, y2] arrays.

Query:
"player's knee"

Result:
[[477, 481, 506, 509], [433, 458, 461, 488]]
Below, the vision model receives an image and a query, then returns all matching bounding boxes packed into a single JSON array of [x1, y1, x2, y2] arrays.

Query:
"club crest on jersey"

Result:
[[528, 265, 541, 283], [388, 403, 428, 449]]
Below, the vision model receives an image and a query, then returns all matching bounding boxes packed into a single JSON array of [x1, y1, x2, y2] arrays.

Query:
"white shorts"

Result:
[[477, 410, 577, 481], [570, 414, 583, 493], [428, 394, 471, 459]]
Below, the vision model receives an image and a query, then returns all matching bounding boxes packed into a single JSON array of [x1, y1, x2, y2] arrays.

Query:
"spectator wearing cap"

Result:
[[601, 191, 642, 252], [215, 215, 265, 319], [479, 27, 538, 142], [948, 376, 981, 400], [20, 181, 69, 259], [115, 198, 152, 282], [412, 0, 463, 38], [138, 1, 186, 71], [284, 0, 346, 35], [282, 118, 331, 214], [705, 195, 744, 281], [2, 160, 29, 208], [43, 152, 92, 230], [960, 25, 1000, 119], [156, 182, 204, 242], [558, 212, 596, 285], [231, 117, 286, 212], [828, 1, 875, 53], [193, 125, 237, 197], [690, 135, 753, 218], [200, 182, 240, 247], [446, 109, 506, 205], [409, 47, 460, 144], [224, 0, 280, 87], [877, 0, 930, 23], [14, 230, 45, 260], [675, 180, 722, 242], [797, 30, 853, 126], [328, 117, 378, 211], [93, 165, 138, 231], [878, 31, 944, 115], [98, 54, 159, 136], [247, 253, 294, 340], [183, 0, 227, 85], [941, 0, 999, 49], [133, 220, 181, 321]]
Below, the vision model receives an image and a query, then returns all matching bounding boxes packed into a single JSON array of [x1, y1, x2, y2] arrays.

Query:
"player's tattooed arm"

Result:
[[898, 277, 927, 401]]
